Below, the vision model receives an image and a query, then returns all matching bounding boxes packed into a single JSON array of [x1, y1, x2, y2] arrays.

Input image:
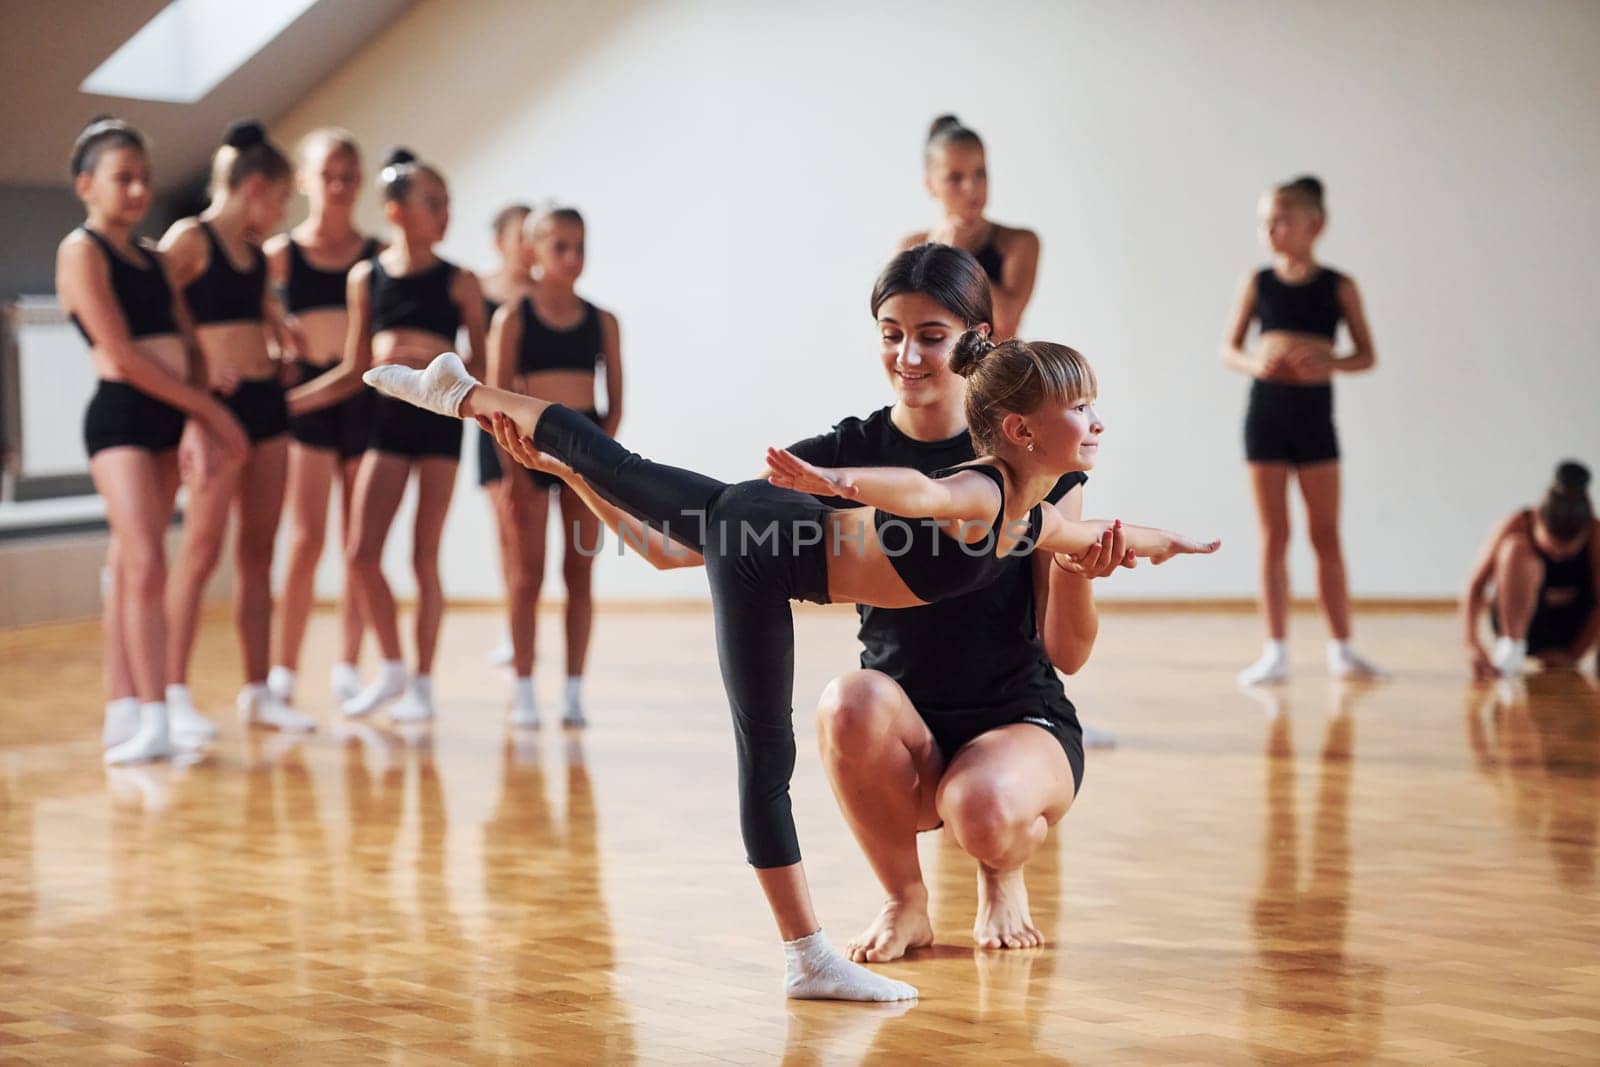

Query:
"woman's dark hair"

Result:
[[492, 203, 532, 238], [1540, 460, 1594, 542], [925, 113, 983, 167], [378, 146, 444, 202], [1276, 174, 1325, 217], [70, 115, 145, 178], [210, 119, 290, 192], [528, 205, 585, 238], [870, 243, 993, 329], [948, 334, 1096, 454]]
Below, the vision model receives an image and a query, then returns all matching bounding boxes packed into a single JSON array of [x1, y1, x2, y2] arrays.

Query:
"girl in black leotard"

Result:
[[161, 121, 314, 735], [1463, 461, 1599, 678], [289, 147, 488, 723], [1221, 176, 1382, 686], [900, 115, 1040, 340], [266, 128, 383, 709], [56, 117, 249, 764], [366, 337, 1217, 1001]]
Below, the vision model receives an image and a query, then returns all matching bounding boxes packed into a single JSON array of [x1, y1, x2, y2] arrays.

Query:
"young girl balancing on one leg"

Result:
[[367, 337, 1217, 1000]]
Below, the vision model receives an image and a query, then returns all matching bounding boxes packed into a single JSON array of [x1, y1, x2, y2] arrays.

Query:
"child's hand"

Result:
[[765, 447, 859, 499], [1148, 531, 1222, 565]]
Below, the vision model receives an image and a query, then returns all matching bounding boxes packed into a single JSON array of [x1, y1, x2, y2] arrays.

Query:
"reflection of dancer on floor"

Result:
[[266, 128, 384, 709], [289, 148, 489, 723], [1461, 461, 1598, 679], [1222, 176, 1382, 686], [56, 117, 248, 764], [369, 329, 1215, 1000]]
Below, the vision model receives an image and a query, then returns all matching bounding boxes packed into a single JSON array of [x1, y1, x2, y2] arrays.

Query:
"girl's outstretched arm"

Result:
[[765, 447, 1000, 523], [1036, 508, 1220, 564]]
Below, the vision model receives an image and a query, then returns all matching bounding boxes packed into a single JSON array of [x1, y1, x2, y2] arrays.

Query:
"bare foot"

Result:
[[974, 866, 1042, 949], [846, 892, 935, 963]]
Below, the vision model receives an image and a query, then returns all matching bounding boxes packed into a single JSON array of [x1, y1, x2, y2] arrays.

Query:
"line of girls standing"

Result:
[[59, 115, 620, 764]]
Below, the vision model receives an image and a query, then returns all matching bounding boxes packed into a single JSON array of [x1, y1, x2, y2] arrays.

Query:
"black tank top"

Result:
[[877, 463, 1042, 603], [71, 228, 177, 343], [368, 256, 460, 339], [1254, 266, 1345, 339], [517, 296, 601, 374], [184, 221, 266, 325], [974, 241, 1003, 283], [284, 237, 378, 313], [1526, 511, 1596, 604]]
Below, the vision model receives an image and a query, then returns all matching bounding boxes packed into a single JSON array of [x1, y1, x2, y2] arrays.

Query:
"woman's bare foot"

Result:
[[846, 891, 935, 963], [974, 866, 1042, 949]]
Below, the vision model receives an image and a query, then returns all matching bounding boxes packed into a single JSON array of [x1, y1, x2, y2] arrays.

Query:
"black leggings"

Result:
[[534, 405, 833, 868]]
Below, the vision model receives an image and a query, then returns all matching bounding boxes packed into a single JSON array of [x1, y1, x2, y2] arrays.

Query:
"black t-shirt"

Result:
[[786, 406, 1085, 716]]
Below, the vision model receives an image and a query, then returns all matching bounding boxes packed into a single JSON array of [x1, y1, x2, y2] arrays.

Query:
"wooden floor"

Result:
[[1, 606, 1597, 1064]]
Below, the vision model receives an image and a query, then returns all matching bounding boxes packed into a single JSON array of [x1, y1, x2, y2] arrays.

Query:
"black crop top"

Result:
[[184, 222, 266, 325], [876, 463, 1042, 604], [517, 297, 602, 374], [71, 228, 177, 343], [368, 256, 461, 339], [1254, 266, 1345, 340], [284, 237, 378, 313], [974, 241, 1003, 283]]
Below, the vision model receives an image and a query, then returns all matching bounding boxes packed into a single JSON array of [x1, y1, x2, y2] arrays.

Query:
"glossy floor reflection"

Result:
[[2, 608, 1597, 1063]]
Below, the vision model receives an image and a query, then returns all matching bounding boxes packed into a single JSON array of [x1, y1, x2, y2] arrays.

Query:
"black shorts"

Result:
[[369, 394, 463, 460], [83, 380, 186, 457], [921, 696, 1084, 796], [218, 378, 290, 444], [288, 361, 374, 460], [477, 425, 504, 486], [1244, 380, 1338, 466], [1490, 599, 1594, 656]]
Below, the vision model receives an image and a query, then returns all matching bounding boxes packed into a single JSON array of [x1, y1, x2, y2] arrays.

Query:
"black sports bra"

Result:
[[1254, 266, 1345, 340], [284, 237, 378, 313], [974, 241, 1003, 283], [876, 463, 1042, 603], [71, 228, 177, 343], [367, 256, 461, 339], [516, 297, 602, 375], [184, 221, 266, 325]]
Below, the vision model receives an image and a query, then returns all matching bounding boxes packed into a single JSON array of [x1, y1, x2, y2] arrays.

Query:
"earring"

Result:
[[1027, 443, 1035, 452]]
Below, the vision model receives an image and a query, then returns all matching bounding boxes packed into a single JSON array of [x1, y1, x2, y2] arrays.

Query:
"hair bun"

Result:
[[223, 119, 265, 150], [1555, 460, 1591, 494], [382, 146, 416, 168], [948, 330, 996, 377], [1291, 174, 1324, 199], [928, 114, 962, 140]]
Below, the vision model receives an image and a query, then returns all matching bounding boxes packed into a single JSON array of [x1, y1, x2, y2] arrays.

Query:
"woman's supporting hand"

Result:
[[484, 412, 571, 479]]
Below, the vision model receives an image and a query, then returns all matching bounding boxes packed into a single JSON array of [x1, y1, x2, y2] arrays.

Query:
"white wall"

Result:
[[271, 0, 1600, 602]]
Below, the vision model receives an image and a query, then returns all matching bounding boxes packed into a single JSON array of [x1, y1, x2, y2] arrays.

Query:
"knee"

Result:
[[288, 521, 326, 562], [940, 775, 1028, 863], [1308, 523, 1342, 558], [236, 534, 275, 577], [411, 546, 441, 586], [815, 671, 901, 753], [121, 541, 167, 600], [1496, 534, 1538, 575], [1260, 525, 1291, 558], [562, 555, 593, 597], [346, 536, 382, 572]]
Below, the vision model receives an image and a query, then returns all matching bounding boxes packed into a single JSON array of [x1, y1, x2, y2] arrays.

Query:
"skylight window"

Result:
[[81, 0, 319, 103]]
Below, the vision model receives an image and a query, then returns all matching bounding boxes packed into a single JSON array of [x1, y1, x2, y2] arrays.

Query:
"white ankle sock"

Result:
[[342, 660, 407, 717], [166, 683, 193, 710], [267, 665, 296, 701], [1492, 636, 1528, 677], [782, 929, 918, 1002], [510, 676, 540, 728], [363, 352, 477, 417], [104, 702, 174, 766], [1328, 640, 1385, 679], [1238, 640, 1290, 686], [562, 676, 585, 726], [330, 662, 361, 702], [488, 635, 514, 668], [239, 685, 318, 732], [103, 697, 140, 749], [165, 685, 217, 740], [391, 674, 436, 722]]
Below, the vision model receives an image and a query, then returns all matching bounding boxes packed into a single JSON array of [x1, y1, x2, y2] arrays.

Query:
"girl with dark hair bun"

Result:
[[900, 114, 1040, 340], [1221, 174, 1382, 686], [1463, 461, 1599, 678], [365, 294, 1216, 998], [159, 119, 314, 734], [57, 116, 250, 764], [288, 147, 489, 723], [486, 205, 623, 728], [264, 128, 383, 709]]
